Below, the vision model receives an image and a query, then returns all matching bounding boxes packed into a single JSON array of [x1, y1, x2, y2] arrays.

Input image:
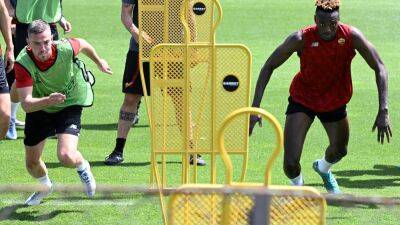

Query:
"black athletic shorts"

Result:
[[122, 50, 150, 95], [0, 57, 9, 93], [6, 23, 59, 87], [24, 106, 82, 146], [285, 97, 347, 123]]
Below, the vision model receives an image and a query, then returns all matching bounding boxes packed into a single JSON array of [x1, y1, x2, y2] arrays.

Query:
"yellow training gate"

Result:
[[138, 2, 326, 224], [138, 0, 218, 99], [145, 0, 252, 187], [168, 108, 327, 225], [150, 43, 251, 185]]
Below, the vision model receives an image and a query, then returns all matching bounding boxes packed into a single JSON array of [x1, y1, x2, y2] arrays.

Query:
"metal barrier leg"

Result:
[[249, 194, 271, 225]]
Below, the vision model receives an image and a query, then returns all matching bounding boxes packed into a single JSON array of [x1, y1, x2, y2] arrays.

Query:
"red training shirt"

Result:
[[15, 38, 81, 88], [289, 23, 356, 112]]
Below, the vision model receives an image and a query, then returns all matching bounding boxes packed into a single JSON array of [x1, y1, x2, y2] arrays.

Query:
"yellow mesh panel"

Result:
[[151, 46, 186, 153], [188, 47, 213, 152], [139, 2, 164, 60], [169, 186, 326, 225], [189, 0, 214, 43], [215, 46, 251, 153], [139, 0, 216, 61], [169, 192, 224, 224], [150, 44, 250, 155]]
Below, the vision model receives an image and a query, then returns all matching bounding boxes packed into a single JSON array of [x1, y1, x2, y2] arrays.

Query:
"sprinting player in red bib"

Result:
[[249, 0, 391, 194]]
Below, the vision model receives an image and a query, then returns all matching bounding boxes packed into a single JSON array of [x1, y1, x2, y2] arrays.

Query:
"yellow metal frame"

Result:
[[136, 1, 324, 224], [138, 1, 252, 222], [145, 0, 252, 188], [218, 107, 282, 186], [169, 185, 326, 225], [167, 107, 327, 225], [149, 43, 252, 186]]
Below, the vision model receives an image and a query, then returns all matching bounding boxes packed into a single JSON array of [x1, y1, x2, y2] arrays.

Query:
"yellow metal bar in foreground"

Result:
[[217, 107, 283, 185], [210, 0, 218, 185], [148, 47, 168, 224], [211, 0, 223, 184], [239, 47, 253, 182], [152, 149, 168, 225], [180, 1, 190, 184], [180, 0, 224, 184], [138, 0, 156, 186]]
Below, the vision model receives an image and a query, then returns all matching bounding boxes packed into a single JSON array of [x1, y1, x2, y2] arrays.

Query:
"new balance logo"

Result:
[[69, 124, 78, 130], [311, 42, 319, 47]]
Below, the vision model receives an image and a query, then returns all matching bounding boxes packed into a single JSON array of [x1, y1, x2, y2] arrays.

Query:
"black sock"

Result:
[[114, 138, 126, 155]]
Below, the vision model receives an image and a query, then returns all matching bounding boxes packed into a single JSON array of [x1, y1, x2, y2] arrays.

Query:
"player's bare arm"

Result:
[[59, 16, 72, 33], [17, 86, 66, 113], [351, 26, 391, 144], [121, 3, 153, 44], [249, 31, 303, 135], [75, 38, 113, 75], [4, 0, 14, 17], [0, 0, 14, 72]]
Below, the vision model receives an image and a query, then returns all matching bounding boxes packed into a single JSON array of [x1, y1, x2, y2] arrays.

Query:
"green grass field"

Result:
[[1, 0, 400, 224]]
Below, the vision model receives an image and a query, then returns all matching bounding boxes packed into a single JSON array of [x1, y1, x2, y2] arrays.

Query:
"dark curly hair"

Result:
[[315, 0, 340, 12]]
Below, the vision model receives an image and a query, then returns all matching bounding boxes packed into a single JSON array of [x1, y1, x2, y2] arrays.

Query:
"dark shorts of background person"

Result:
[[6, 22, 59, 87], [0, 57, 9, 93], [122, 50, 150, 96], [285, 97, 347, 123], [24, 105, 82, 147]]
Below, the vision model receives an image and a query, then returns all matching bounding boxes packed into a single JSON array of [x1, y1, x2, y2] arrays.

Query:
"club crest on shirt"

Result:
[[311, 42, 319, 47], [338, 38, 346, 45]]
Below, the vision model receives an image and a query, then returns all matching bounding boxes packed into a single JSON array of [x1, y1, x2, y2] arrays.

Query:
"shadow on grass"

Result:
[[327, 216, 352, 222], [327, 200, 380, 209], [336, 178, 400, 189], [0, 204, 82, 222], [46, 161, 151, 168], [306, 164, 400, 190], [45, 161, 182, 168], [4, 136, 24, 141], [81, 123, 149, 130], [334, 165, 400, 177], [47, 195, 145, 201], [308, 176, 400, 190]]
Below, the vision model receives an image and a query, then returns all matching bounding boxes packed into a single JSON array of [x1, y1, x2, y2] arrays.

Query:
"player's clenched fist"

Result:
[[47, 93, 66, 105]]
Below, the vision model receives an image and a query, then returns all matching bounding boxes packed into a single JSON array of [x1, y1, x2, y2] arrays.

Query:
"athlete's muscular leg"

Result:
[[57, 134, 84, 168], [322, 117, 349, 163], [25, 140, 47, 178], [0, 93, 10, 140], [283, 113, 313, 179], [117, 93, 141, 138]]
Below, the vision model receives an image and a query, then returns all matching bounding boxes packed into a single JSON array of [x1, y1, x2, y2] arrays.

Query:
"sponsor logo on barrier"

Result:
[[222, 75, 239, 92], [193, 2, 206, 15]]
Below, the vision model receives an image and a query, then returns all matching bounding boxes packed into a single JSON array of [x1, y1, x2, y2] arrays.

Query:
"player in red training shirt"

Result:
[[249, 0, 391, 194]]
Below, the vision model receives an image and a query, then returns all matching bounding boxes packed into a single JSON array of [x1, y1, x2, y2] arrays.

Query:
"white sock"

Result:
[[11, 102, 19, 120], [37, 174, 52, 188], [318, 158, 333, 173], [290, 174, 304, 186], [76, 160, 88, 172]]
